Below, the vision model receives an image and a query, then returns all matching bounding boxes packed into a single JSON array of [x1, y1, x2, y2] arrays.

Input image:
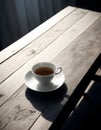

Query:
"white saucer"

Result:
[[24, 71, 65, 92]]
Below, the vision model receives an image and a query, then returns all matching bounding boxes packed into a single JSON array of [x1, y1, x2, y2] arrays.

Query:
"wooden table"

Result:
[[0, 6, 101, 130]]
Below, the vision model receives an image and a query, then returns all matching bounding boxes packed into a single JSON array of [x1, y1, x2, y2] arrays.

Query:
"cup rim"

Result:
[[31, 62, 56, 77]]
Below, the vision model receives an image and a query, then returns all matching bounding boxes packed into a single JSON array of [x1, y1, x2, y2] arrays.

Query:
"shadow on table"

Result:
[[76, 0, 101, 12], [62, 81, 101, 130], [25, 83, 69, 121]]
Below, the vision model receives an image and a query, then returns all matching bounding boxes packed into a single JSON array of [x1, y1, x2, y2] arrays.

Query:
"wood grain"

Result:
[[30, 17, 101, 130], [0, 10, 100, 107], [0, 7, 101, 130], [0, 15, 101, 130], [0, 8, 88, 84], [0, 84, 42, 130], [0, 6, 75, 63]]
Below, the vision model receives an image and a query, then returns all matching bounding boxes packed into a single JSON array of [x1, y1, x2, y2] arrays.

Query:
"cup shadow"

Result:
[[25, 83, 69, 121]]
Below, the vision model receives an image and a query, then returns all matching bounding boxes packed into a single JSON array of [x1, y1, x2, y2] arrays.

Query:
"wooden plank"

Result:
[[0, 10, 100, 107], [0, 82, 67, 130], [0, 55, 100, 130], [0, 13, 101, 130], [0, 8, 89, 84], [0, 84, 43, 130], [30, 18, 101, 130], [96, 68, 101, 76], [0, 6, 75, 63]]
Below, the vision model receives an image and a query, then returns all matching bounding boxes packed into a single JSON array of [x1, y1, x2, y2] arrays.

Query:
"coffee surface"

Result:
[[35, 67, 54, 75]]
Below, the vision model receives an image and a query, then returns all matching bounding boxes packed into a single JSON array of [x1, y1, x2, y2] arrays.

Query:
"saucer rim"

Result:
[[24, 71, 65, 92]]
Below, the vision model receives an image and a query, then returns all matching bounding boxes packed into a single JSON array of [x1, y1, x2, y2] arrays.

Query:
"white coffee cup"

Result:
[[31, 62, 62, 84]]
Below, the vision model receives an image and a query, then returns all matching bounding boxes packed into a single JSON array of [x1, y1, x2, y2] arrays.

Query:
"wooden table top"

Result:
[[0, 6, 101, 130]]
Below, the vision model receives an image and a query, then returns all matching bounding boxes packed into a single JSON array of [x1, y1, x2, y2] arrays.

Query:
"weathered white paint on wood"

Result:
[[0, 10, 101, 107], [0, 6, 75, 63], [0, 84, 43, 130], [0, 7, 101, 130], [0, 8, 88, 84], [30, 18, 101, 130]]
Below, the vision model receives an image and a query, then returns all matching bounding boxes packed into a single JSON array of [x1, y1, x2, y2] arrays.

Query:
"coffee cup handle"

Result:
[[55, 67, 62, 75]]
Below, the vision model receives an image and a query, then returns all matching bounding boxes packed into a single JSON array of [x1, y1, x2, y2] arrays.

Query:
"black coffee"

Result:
[[35, 67, 54, 75]]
